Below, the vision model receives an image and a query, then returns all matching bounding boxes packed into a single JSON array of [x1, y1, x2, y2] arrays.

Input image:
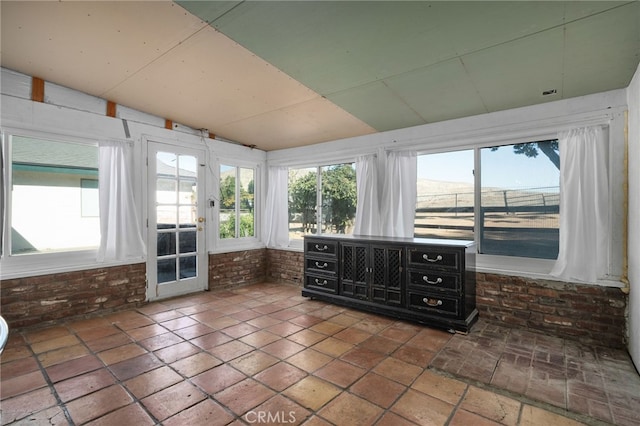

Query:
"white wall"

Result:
[[0, 68, 267, 279], [2, 66, 635, 298], [269, 87, 629, 286], [628, 64, 640, 370]]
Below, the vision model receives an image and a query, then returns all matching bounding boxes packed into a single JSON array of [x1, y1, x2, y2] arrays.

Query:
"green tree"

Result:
[[220, 174, 255, 238], [219, 213, 254, 239], [321, 164, 357, 233], [220, 175, 236, 209], [289, 171, 317, 233], [492, 140, 559, 169], [242, 179, 254, 212], [288, 165, 357, 234]]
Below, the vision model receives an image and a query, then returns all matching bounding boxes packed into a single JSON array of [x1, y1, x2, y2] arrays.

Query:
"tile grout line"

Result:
[[64, 317, 163, 425], [132, 304, 244, 423], [428, 365, 614, 426], [22, 326, 77, 426], [6, 283, 635, 426]]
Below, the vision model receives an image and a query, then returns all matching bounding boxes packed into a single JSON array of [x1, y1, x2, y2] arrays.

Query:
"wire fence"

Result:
[[415, 186, 560, 258], [416, 186, 559, 210]]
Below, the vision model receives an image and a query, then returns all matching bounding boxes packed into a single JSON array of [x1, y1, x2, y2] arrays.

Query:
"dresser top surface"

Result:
[[304, 234, 475, 248]]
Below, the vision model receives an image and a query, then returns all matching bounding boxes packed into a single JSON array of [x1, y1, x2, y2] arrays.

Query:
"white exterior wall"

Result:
[[627, 63, 640, 370]]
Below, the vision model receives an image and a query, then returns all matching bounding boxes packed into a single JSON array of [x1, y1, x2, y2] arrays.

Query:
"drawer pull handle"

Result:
[[315, 262, 328, 269], [423, 297, 443, 307], [315, 244, 329, 251], [423, 276, 443, 285], [423, 254, 443, 263], [314, 278, 328, 286]]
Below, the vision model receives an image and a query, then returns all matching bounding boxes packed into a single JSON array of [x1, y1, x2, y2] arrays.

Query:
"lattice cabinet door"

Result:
[[340, 243, 369, 300], [370, 245, 404, 306]]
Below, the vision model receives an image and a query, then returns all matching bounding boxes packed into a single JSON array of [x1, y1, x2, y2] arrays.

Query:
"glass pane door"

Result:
[[148, 143, 206, 300]]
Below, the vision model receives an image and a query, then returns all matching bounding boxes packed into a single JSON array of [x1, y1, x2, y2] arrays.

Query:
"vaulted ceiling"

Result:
[[1, 1, 638, 151]]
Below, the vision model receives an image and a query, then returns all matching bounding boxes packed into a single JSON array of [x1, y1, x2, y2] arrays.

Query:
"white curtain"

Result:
[[353, 154, 381, 236], [550, 126, 609, 283], [97, 141, 146, 262], [380, 151, 417, 238], [262, 166, 290, 248]]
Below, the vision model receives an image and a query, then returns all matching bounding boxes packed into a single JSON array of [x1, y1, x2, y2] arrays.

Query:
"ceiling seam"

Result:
[[211, 94, 377, 132], [457, 57, 490, 115], [443, 1, 636, 60], [98, 20, 212, 98], [317, 1, 637, 100], [198, 0, 247, 26], [380, 80, 428, 126]]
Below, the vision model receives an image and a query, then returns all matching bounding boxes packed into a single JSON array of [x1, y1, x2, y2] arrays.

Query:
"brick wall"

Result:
[[476, 273, 627, 348], [208, 249, 267, 290], [263, 250, 628, 348], [0, 263, 146, 329], [266, 248, 304, 286], [2, 249, 627, 348]]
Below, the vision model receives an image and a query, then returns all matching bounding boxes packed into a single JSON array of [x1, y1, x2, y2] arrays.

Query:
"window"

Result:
[[7, 134, 100, 255], [416, 150, 474, 241], [219, 164, 255, 239], [288, 163, 356, 240], [416, 140, 560, 259], [480, 140, 559, 259], [81, 179, 99, 217]]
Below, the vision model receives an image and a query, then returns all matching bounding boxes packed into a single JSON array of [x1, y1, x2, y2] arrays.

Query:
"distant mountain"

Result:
[[417, 178, 474, 195], [416, 178, 558, 208]]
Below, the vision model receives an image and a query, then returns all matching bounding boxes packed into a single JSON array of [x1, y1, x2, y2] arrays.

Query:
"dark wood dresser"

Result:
[[302, 234, 478, 333]]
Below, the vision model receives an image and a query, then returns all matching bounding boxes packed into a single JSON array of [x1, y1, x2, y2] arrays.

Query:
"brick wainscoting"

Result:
[[266, 248, 304, 286], [0, 263, 146, 329], [208, 249, 267, 290], [476, 273, 628, 349], [263, 250, 628, 348], [3, 249, 627, 348]]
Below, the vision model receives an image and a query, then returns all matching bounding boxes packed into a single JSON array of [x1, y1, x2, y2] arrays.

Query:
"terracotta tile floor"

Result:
[[2, 283, 639, 425]]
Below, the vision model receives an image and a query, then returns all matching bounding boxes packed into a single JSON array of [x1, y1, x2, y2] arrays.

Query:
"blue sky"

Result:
[[417, 146, 559, 190]]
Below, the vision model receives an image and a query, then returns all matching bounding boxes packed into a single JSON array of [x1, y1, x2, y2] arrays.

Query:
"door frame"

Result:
[[144, 137, 209, 301]]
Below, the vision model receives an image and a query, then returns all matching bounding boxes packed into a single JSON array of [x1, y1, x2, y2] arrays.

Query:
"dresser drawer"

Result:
[[407, 269, 460, 292], [407, 247, 460, 270], [305, 274, 338, 294], [305, 257, 338, 275], [305, 239, 338, 257], [407, 292, 459, 317]]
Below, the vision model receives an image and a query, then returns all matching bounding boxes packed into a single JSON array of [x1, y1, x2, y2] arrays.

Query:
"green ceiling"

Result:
[[178, 1, 640, 132]]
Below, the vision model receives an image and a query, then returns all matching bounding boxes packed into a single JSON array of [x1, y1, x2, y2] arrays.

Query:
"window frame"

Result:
[[264, 102, 625, 286], [287, 160, 357, 248], [416, 136, 564, 277], [414, 123, 623, 284], [1, 127, 103, 278], [213, 157, 261, 252], [476, 139, 560, 260]]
